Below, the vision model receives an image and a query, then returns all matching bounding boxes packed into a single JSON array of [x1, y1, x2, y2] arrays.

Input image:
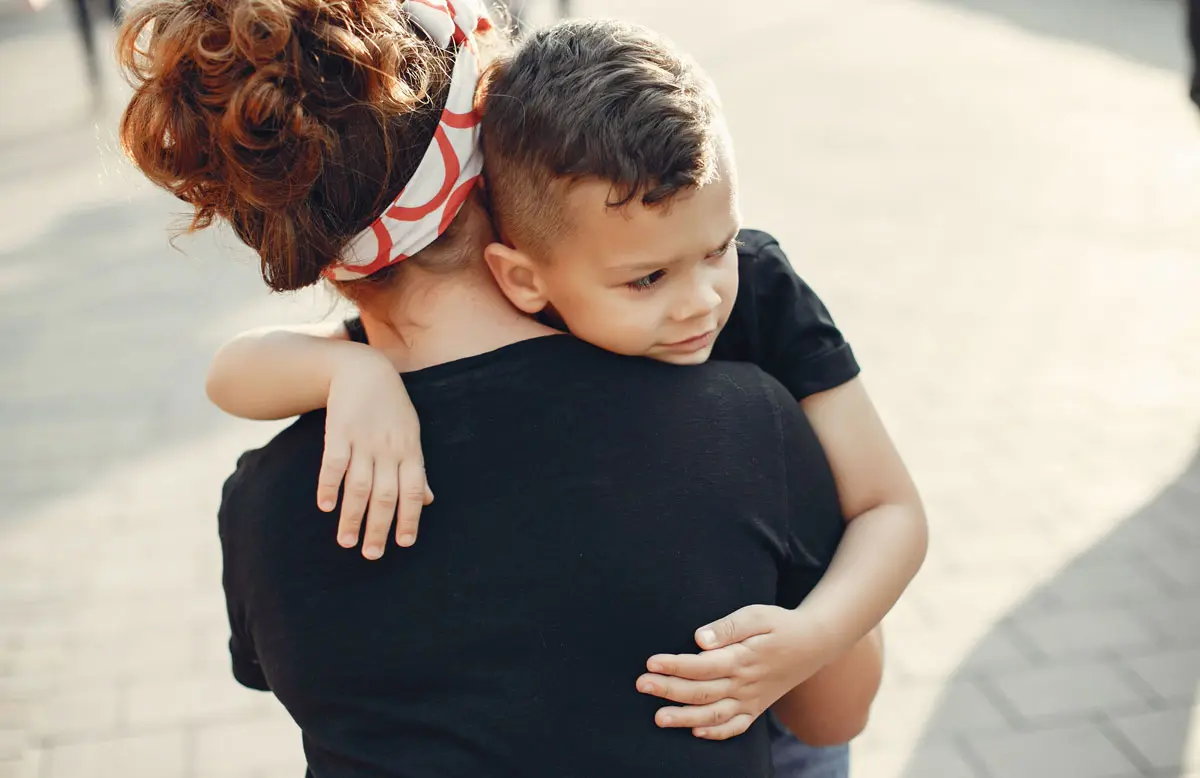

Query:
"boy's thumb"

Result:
[[696, 605, 771, 650]]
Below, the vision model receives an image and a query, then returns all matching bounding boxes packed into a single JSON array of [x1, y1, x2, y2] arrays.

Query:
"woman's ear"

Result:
[[483, 242, 551, 314]]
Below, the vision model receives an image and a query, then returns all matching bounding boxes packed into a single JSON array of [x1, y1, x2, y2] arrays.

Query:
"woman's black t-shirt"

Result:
[[346, 229, 861, 401], [221, 336, 846, 778]]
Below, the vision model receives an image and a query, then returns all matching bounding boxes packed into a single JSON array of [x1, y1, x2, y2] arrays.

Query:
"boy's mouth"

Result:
[[661, 328, 718, 352]]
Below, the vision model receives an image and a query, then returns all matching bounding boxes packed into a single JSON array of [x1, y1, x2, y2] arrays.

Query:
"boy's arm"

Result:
[[792, 377, 926, 662], [771, 628, 884, 747], [207, 322, 432, 559], [639, 378, 919, 740], [206, 321, 354, 420], [729, 236, 925, 659]]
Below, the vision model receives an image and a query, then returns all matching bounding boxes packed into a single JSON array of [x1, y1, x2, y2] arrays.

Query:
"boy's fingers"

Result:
[[317, 438, 352, 513], [693, 713, 755, 741], [360, 459, 399, 560], [637, 674, 732, 706], [696, 604, 773, 650], [646, 650, 736, 681], [337, 452, 373, 551], [654, 699, 741, 730], [394, 461, 427, 548]]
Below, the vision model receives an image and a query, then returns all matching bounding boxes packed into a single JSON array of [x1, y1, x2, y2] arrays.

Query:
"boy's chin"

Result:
[[654, 347, 714, 366]]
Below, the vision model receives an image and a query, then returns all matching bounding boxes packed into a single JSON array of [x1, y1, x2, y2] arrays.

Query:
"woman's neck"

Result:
[[359, 264, 558, 374]]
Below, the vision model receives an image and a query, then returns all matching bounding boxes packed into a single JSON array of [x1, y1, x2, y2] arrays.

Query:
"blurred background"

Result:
[[2, 0, 1199, 776]]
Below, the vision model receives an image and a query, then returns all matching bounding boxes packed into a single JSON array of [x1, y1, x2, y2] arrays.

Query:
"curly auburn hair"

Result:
[[117, 0, 489, 292]]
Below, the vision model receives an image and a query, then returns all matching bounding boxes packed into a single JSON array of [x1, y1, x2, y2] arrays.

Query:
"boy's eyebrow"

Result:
[[612, 227, 743, 273]]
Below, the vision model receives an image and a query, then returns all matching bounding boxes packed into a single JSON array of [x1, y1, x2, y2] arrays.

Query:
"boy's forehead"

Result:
[[560, 166, 738, 268]]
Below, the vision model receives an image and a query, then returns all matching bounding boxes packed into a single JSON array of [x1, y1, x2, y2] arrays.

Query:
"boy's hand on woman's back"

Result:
[[636, 604, 835, 740]]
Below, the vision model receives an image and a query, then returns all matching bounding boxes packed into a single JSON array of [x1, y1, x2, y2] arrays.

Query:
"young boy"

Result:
[[207, 17, 924, 766]]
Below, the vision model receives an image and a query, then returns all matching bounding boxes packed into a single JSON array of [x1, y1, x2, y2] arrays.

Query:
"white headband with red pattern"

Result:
[[327, 0, 492, 281]]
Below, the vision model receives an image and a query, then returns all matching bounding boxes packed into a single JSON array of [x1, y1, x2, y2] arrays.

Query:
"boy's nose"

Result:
[[671, 283, 722, 322]]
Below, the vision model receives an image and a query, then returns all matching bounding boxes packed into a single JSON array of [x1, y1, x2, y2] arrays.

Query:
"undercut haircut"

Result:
[[481, 19, 723, 257]]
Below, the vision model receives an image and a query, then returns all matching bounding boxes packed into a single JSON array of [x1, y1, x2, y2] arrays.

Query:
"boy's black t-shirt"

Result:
[[220, 337, 845, 778], [345, 229, 861, 402], [710, 229, 859, 400]]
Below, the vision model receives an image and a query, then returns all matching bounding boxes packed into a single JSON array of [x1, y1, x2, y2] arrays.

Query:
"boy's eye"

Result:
[[626, 270, 667, 291], [708, 238, 742, 259]]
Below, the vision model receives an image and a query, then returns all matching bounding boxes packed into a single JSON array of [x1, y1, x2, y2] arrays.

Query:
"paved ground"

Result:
[[1, 0, 1199, 776]]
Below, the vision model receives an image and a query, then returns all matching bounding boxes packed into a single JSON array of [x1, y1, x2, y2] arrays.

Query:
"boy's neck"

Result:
[[359, 263, 557, 374]]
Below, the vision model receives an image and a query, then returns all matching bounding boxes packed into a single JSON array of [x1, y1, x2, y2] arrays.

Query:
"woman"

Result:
[[118, 0, 885, 774]]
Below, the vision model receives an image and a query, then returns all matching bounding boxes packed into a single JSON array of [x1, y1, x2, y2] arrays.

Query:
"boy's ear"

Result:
[[483, 242, 551, 314]]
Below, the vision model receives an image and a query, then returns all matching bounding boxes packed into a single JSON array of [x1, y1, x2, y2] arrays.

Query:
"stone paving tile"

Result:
[[194, 716, 306, 778], [0, 751, 40, 778], [0, 731, 27, 763], [851, 742, 985, 778], [855, 675, 1014, 753], [40, 731, 188, 778], [1135, 594, 1200, 649], [1108, 705, 1200, 773], [1006, 605, 1163, 661], [883, 620, 1036, 681], [29, 686, 123, 741], [965, 723, 1143, 778], [124, 675, 273, 730], [984, 659, 1156, 724], [1123, 647, 1200, 704], [1028, 556, 1179, 608]]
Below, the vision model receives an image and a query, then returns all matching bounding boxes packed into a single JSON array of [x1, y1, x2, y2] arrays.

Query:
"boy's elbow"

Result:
[[205, 358, 273, 420], [205, 366, 245, 417], [792, 707, 872, 747], [205, 368, 230, 411], [773, 627, 885, 747], [773, 701, 873, 748]]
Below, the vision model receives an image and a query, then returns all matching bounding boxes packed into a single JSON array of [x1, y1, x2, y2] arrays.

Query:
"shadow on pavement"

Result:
[[918, 0, 1189, 76], [899, 442, 1200, 777]]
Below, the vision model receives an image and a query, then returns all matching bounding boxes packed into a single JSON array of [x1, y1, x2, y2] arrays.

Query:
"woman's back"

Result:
[[219, 336, 844, 778]]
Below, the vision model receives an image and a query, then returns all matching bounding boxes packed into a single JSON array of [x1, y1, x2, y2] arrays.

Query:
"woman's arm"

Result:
[[771, 628, 884, 747]]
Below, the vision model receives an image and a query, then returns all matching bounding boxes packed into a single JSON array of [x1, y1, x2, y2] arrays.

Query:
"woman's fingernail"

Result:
[[660, 714, 674, 726], [698, 629, 716, 647], [364, 545, 382, 560], [647, 662, 662, 673], [338, 534, 356, 548], [398, 534, 415, 547], [319, 500, 335, 512], [695, 729, 708, 738], [639, 681, 654, 694]]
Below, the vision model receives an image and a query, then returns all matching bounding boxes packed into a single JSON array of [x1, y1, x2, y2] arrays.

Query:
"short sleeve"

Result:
[[715, 230, 860, 401], [344, 316, 369, 345], [218, 467, 271, 692], [228, 614, 269, 691], [763, 378, 846, 609]]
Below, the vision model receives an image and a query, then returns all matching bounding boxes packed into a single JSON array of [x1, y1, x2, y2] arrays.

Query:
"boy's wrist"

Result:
[[783, 598, 861, 672], [326, 342, 398, 394]]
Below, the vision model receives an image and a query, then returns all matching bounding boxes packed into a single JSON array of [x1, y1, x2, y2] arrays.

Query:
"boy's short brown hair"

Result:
[[481, 19, 724, 257]]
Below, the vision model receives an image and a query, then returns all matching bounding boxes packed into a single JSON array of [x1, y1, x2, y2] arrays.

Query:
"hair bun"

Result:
[[118, 0, 467, 291], [218, 66, 329, 209], [229, 0, 294, 65]]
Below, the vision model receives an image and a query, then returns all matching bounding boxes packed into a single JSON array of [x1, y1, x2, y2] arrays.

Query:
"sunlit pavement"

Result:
[[2, 0, 1199, 775]]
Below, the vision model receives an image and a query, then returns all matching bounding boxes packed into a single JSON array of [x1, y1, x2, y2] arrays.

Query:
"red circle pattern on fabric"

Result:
[[327, 0, 489, 281]]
